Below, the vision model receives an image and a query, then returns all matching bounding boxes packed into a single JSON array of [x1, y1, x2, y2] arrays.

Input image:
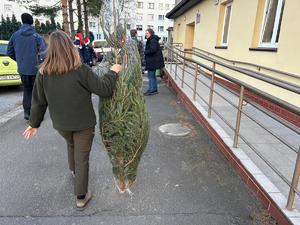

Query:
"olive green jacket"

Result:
[[29, 64, 117, 131]]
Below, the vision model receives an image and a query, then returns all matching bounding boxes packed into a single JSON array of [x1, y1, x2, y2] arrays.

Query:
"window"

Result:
[[0, 44, 8, 56], [89, 22, 96, 28], [147, 14, 154, 21], [158, 15, 164, 21], [159, 3, 163, 10], [147, 25, 154, 29], [137, 13, 143, 20], [260, 0, 285, 47], [136, 25, 143, 31], [221, 2, 232, 46], [137, 2, 143, 8], [158, 26, 164, 32], [127, 24, 131, 30], [148, 3, 154, 9], [163, 37, 168, 42], [165, 4, 170, 10], [4, 4, 12, 12]]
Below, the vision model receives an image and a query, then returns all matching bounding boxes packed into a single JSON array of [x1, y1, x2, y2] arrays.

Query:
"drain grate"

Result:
[[159, 123, 191, 137]]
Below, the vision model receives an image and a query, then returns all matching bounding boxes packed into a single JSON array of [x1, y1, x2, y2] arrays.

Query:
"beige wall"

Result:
[[172, 0, 300, 107]]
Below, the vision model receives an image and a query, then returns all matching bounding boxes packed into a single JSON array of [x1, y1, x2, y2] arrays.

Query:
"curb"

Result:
[[0, 105, 23, 126]]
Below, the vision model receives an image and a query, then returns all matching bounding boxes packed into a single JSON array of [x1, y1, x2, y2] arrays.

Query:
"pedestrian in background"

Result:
[[23, 31, 122, 209], [88, 31, 95, 44], [130, 29, 145, 70], [144, 28, 165, 96], [82, 37, 96, 67], [7, 13, 47, 120]]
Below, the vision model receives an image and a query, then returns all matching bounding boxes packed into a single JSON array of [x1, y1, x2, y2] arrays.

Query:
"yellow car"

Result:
[[0, 40, 22, 86]]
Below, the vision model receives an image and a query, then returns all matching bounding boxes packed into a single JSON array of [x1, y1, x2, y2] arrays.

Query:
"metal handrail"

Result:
[[192, 46, 300, 80], [165, 43, 300, 210], [177, 47, 300, 95], [190, 49, 300, 92], [167, 44, 300, 115]]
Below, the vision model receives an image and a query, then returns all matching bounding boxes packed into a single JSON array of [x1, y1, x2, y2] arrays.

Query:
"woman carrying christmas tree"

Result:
[[22, 31, 122, 209]]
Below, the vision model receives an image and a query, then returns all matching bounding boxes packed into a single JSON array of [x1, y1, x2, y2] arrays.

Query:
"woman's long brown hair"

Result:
[[39, 31, 82, 75]]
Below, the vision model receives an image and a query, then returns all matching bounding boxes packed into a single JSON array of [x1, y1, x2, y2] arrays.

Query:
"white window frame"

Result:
[[4, 4, 12, 12], [158, 3, 163, 10], [137, 13, 143, 20], [136, 25, 143, 31], [147, 14, 154, 21], [137, 2, 143, 9], [148, 3, 154, 9], [158, 15, 164, 21], [221, 2, 233, 46], [158, 26, 164, 32], [259, 0, 284, 48]]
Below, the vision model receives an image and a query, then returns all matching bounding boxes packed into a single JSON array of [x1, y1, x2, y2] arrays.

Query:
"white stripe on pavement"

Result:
[[0, 106, 23, 126]]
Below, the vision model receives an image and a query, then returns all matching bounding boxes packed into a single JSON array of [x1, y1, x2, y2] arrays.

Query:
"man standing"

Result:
[[130, 29, 145, 69], [7, 13, 47, 120]]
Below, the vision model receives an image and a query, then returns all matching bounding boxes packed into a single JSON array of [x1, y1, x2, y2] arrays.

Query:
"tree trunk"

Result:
[[83, 0, 89, 37], [61, 0, 70, 34], [68, 0, 75, 38], [76, 0, 83, 33]]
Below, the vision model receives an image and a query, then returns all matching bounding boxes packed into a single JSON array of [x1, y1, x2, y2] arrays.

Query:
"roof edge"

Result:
[[166, 0, 203, 19]]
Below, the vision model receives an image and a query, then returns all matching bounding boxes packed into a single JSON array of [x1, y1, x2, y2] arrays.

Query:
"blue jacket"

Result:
[[7, 24, 47, 75]]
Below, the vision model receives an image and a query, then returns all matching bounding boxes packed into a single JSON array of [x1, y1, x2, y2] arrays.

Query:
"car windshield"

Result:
[[0, 44, 8, 56]]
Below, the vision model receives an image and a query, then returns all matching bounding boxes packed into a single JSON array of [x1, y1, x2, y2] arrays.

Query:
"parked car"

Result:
[[0, 40, 21, 86], [92, 39, 112, 62]]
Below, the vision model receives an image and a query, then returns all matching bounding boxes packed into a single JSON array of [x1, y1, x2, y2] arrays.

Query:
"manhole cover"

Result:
[[159, 123, 191, 137]]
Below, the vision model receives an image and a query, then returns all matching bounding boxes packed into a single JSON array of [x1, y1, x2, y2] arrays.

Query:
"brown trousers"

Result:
[[58, 127, 95, 196]]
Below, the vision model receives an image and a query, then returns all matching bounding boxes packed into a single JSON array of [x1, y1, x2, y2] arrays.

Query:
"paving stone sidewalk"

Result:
[[0, 81, 271, 225]]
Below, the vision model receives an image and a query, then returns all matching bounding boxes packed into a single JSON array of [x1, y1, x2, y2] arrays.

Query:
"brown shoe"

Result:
[[76, 191, 92, 209]]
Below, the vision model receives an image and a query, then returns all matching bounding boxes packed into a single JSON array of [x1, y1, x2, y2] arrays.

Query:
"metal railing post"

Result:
[[170, 46, 173, 72], [233, 86, 245, 148], [287, 146, 300, 210], [181, 52, 186, 88], [208, 62, 216, 118], [175, 52, 178, 80], [167, 45, 171, 64], [193, 63, 199, 100]]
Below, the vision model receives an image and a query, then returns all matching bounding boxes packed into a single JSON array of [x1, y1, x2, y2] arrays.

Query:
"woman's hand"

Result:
[[111, 64, 122, 74], [23, 126, 38, 140]]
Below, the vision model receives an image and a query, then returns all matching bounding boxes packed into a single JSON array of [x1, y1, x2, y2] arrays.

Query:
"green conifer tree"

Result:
[[97, 0, 150, 194]]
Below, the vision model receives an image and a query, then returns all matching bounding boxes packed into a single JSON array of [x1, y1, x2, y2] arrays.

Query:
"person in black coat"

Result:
[[82, 38, 96, 67], [144, 29, 165, 96]]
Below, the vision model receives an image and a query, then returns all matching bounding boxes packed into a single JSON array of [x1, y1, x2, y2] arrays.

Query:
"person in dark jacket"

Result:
[[74, 32, 84, 60], [82, 38, 96, 67], [88, 31, 95, 44], [144, 28, 165, 96], [130, 29, 144, 64], [23, 31, 122, 209], [7, 13, 47, 120]]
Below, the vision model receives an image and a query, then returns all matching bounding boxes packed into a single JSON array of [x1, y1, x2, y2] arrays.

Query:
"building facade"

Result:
[[0, 0, 60, 24], [167, 0, 300, 107], [127, 0, 175, 42]]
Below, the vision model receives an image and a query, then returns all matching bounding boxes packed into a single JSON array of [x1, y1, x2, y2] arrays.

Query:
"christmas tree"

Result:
[[96, 0, 149, 194]]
